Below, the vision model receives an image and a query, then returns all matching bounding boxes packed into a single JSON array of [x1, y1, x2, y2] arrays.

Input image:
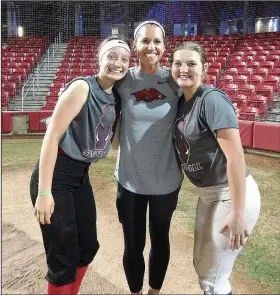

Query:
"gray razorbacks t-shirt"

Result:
[[57, 76, 117, 163], [173, 84, 249, 187], [114, 66, 184, 195]]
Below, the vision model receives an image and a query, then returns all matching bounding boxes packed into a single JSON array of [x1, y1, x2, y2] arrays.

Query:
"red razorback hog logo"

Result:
[[132, 88, 166, 103]]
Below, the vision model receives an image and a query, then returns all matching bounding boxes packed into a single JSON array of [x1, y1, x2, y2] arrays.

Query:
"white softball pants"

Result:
[[193, 175, 261, 295]]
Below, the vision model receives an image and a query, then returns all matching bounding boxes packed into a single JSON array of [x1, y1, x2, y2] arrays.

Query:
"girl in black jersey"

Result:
[[29, 36, 130, 295], [171, 42, 261, 295]]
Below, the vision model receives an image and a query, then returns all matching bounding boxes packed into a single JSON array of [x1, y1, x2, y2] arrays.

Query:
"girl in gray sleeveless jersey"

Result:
[[29, 36, 130, 295], [113, 21, 183, 295], [171, 42, 261, 295]]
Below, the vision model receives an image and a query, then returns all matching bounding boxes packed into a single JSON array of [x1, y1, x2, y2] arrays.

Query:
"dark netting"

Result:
[[1, 1, 280, 122]]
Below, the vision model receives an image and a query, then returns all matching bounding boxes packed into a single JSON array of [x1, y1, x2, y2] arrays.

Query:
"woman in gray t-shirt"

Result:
[[171, 42, 261, 295], [114, 21, 183, 295]]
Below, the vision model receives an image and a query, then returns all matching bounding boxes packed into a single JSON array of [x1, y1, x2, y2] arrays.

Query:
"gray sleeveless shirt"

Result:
[[114, 67, 184, 195], [58, 76, 118, 163]]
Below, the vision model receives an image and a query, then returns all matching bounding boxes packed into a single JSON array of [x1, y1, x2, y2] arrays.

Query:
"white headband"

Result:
[[99, 40, 130, 60], [134, 21, 165, 38]]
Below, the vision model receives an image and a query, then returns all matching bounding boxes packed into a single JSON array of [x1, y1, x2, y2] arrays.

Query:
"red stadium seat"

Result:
[[248, 75, 263, 86], [207, 68, 220, 76], [219, 74, 234, 85], [239, 106, 259, 121], [206, 56, 215, 63], [207, 52, 217, 58], [262, 45, 275, 51], [231, 55, 243, 62], [244, 51, 256, 57], [263, 76, 279, 92], [70, 68, 82, 75], [82, 68, 95, 75], [209, 62, 222, 70], [231, 51, 244, 58], [224, 67, 238, 77], [261, 50, 270, 56], [254, 55, 266, 62], [230, 61, 247, 68], [230, 94, 247, 107], [247, 95, 267, 118], [217, 51, 230, 58], [233, 75, 248, 85], [1, 91, 10, 107], [255, 85, 274, 101], [238, 67, 253, 76], [266, 55, 279, 62], [259, 61, 274, 70], [241, 46, 252, 52], [253, 68, 268, 77], [270, 68, 280, 76], [274, 61, 280, 68], [251, 45, 263, 51], [239, 84, 255, 96], [2, 68, 14, 75], [246, 61, 259, 68], [221, 83, 238, 96], [207, 75, 217, 87], [242, 55, 254, 62]]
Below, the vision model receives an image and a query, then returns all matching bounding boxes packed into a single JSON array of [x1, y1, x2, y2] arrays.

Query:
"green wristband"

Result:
[[38, 190, 52, 196]]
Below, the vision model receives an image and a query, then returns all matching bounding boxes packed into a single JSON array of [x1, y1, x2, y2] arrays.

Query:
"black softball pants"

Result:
[[30, 154, 99, 286], [116, 183, 179, 293]]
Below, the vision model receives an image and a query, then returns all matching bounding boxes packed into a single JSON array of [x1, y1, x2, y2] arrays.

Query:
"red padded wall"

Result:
[[29, 112, 41, 132], [239, 120, 254, 148], [39, 111, 53, 131], [1, 112, 13, 133], [253, 122, 280, 152]]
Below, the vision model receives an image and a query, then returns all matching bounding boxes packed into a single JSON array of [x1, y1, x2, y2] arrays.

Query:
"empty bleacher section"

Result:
[[2, 36, 49, 108], [1, 1, 280, 152], [39, 32, 280, 121], [41, 36, 101, 110], [216, 32, 280, 122]]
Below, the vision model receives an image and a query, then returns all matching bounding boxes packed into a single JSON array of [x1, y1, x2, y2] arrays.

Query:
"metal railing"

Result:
[[21, 33, 61, 111]]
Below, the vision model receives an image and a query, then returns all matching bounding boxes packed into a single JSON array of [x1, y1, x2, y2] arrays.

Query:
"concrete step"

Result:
[[11, 97, 47, 103], [266, 119, 280, 123], [9, 43, 67, 111], [40, 62, 64, 66], [13, 103, 46, 107], [268, 108, 280, 114], [25, 79, 56, 84], [26, 80, 54, 85], [30, 71, 57, 75], [38, 64, 61, 68], [12, 100, 46, 104], [23, 86, 51, 91], [39, 66, 61, 69], [25, 78, 56, 84], [9, 106, 43, 111], [267, 113, 280, 121], [273, 100, 280, 108], [21, 95, 49, 100]]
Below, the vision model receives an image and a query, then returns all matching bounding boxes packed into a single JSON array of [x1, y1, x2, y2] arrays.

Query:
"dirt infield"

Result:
[[2, 165, 274, 295]]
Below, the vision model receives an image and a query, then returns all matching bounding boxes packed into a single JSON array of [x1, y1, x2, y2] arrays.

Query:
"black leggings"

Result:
[[30, 155, 99, 286], [116, 183, 179, 293]]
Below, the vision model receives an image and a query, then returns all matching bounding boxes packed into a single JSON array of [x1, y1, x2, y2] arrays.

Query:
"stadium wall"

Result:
[[1, 111, 280, 153]]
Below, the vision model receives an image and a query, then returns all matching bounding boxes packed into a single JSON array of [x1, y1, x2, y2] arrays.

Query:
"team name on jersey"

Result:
[[82, 149, 107, 158], [182, 162, 203, 172]]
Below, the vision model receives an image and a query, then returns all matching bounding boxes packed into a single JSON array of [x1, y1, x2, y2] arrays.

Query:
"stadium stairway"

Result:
[[9, 43, 68, 111]]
